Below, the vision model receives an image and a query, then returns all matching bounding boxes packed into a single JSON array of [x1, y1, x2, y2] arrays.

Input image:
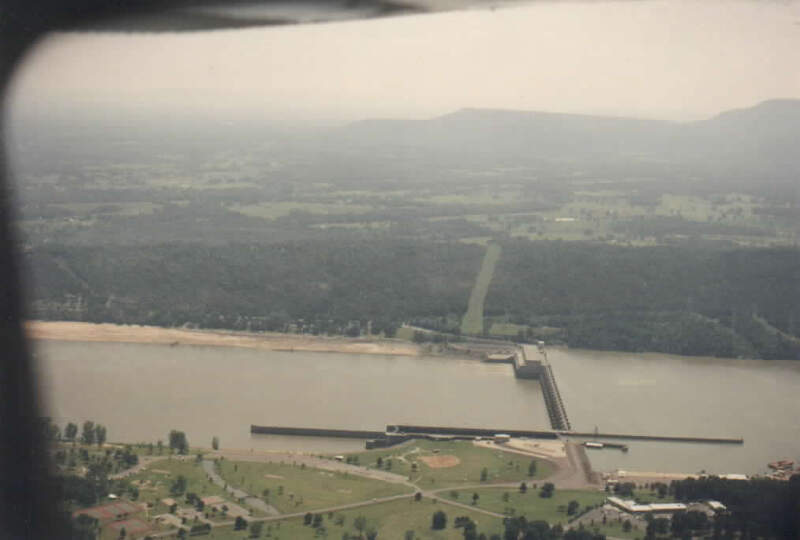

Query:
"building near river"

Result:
[[608, 496, 687, 514]]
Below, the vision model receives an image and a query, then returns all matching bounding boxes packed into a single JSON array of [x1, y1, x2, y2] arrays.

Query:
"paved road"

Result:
[[201, 460, 280, 516]]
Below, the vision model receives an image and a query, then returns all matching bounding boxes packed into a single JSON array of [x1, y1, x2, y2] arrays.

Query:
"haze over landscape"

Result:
[[8, 0, 800, 123], [8, 1, 800, 539]]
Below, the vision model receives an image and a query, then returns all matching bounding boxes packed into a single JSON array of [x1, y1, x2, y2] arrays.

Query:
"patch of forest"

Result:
[[669, 476, 800, 539], [22, 235, 800, 359], [23, 238, 483, 335], [487, 240, 800, 359]]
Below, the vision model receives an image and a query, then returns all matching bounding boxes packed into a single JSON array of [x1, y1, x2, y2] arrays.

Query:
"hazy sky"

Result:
[[7, 0, 800, 124]]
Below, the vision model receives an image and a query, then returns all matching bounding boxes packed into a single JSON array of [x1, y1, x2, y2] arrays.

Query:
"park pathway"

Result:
[[109, 455, 163, 480], [201, 460, 280, 516]]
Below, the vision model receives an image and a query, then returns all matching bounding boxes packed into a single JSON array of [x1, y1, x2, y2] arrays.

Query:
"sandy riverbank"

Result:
[[25, 321, 421, 356]]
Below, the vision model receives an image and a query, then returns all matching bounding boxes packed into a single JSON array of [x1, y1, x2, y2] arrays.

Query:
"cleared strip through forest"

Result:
[[460, 243, 502, 335]]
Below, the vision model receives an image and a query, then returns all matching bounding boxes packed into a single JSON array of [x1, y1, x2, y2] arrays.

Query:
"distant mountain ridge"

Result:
[[334, 100, 800, 179], [348, 99, 800, 130]]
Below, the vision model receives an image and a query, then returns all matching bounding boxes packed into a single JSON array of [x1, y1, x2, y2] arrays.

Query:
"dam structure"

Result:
[[524, 344, 572, 431], [486, 343, 571, 431]]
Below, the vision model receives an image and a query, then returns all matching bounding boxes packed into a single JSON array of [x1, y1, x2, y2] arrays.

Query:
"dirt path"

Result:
[[429, 493, 505, 518], [109, 456, 164, 480]]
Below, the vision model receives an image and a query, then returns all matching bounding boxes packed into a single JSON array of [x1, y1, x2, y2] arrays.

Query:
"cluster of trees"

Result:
[[429, 510, 606, 540], [374, 457, 393, 470], [611, 215, 771, 242], [606, 481, 668, 499], [299, 512, 377, 539], [41, 418, 141, 476], [52, 445, 138, 473], [168, 430, 189, 455], [668, 475, 800, 538], [489, 240, 800, 359], [170, 475, 188, 496], [500, 516, 605, 540], [41, 418, 107, 447], [662, 511, 709, 538]]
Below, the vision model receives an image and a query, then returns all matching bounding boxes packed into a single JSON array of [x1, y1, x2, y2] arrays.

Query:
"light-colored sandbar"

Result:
[[25, 320, 420, 356]]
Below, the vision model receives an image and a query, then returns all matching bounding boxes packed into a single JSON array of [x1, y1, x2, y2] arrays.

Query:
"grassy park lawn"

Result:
[[217, 459, 412, 513], [450, 488, 606, 527], [205, 498, 504, 540], [348, 439, 553, 488], [122, 457, 228, 511]]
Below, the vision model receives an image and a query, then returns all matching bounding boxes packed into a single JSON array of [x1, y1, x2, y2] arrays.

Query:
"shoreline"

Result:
[[25, 320, 421, 357]]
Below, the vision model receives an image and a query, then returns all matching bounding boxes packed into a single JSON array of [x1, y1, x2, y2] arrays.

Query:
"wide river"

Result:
[[34, 340, 800, 476], [32, 340, 548, 454]]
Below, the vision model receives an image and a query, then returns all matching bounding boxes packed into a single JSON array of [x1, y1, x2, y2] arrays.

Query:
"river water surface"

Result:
[[33, 340, 548, 454], [33, 340, 800, 475], [547, 347, 800, 476]]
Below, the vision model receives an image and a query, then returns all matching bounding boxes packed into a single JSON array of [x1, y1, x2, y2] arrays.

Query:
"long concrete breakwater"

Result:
[[251, 424, 743, 446], [250, 425, 385, 439], [387, 424, 560, 439], [389, 425, 742, 445], [560, 431, 744, 444]]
